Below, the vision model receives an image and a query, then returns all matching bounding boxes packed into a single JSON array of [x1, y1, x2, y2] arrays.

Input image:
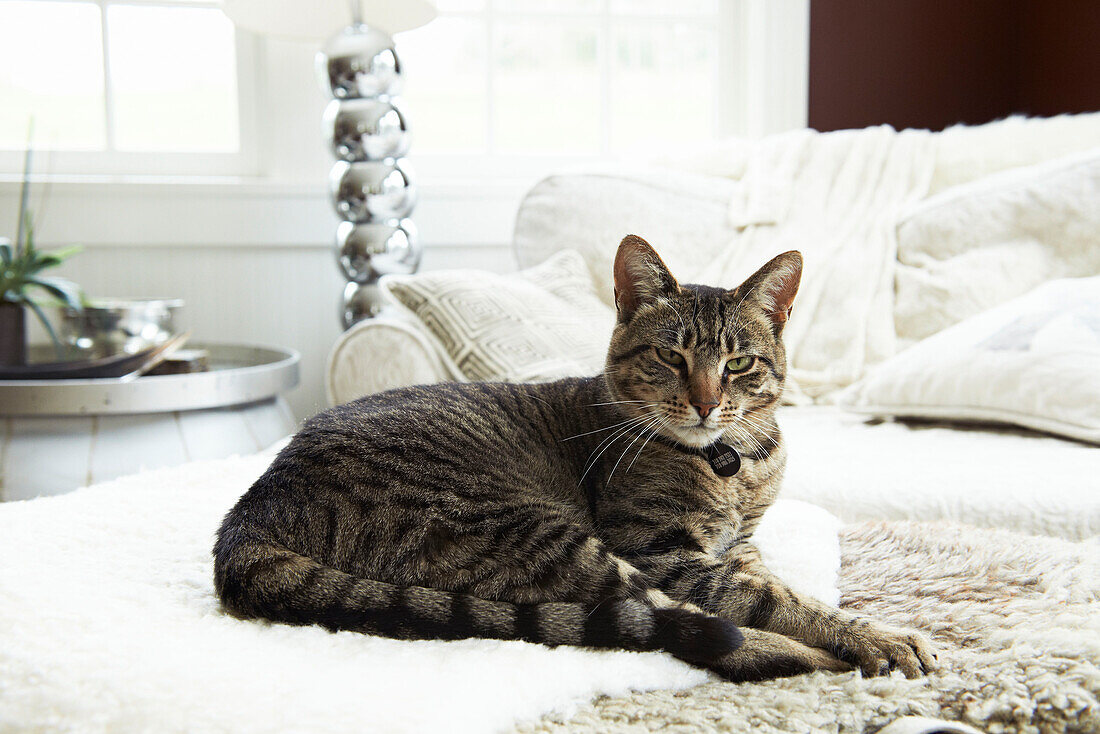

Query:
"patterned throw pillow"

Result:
[[380, 250, 616, 383]]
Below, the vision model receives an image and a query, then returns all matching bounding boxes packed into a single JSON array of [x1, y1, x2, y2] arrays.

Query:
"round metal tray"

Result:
[[0, 343, 300, 416]]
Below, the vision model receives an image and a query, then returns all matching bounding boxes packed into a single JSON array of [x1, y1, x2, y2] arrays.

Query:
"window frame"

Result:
[[0, 0, 259, 177]]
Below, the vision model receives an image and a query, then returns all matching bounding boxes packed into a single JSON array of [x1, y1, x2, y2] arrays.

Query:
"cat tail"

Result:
[[213, 528, 741, 666]]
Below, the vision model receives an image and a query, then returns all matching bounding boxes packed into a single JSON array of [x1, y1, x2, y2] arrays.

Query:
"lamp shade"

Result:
[[222, 0, 437, 39]]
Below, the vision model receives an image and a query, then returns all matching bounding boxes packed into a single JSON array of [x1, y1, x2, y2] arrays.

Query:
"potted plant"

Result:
[[0, 147, 82, 367]]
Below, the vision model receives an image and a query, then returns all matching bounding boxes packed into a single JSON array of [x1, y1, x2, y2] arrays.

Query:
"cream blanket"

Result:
[[660, 114, 1100, 401], [676, 126, 936, 400]]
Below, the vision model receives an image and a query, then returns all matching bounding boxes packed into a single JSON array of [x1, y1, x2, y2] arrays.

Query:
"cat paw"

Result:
[[834, 621, 937, 678], [710, 628, 854, 682]]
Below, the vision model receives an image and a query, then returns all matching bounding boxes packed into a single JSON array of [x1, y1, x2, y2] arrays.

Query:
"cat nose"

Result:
[[691, 400, 719, 419]]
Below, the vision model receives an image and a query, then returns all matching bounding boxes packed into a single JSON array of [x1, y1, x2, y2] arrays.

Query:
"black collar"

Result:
[[649, 434, 743, 477]]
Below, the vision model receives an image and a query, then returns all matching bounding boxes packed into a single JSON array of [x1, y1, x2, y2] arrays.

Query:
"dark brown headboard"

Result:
[[808, 0, 1100, 132]]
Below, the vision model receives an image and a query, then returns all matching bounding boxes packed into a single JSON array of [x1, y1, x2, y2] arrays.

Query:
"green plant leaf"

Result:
[[0, 239, 11, 267], [49, 245, 81, 261], [22, 211, 35, 255], [27, 276, 83, 310], [25, 255, 61, 275], [20, 244, 80, 277]]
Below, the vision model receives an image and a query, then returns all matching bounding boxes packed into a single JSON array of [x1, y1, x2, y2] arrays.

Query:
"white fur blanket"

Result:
[[0, 454, 840, 734]]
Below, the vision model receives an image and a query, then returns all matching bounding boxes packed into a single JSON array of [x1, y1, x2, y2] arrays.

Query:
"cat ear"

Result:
[[613, 235, 680, 321], [730, 251, 802, 331]]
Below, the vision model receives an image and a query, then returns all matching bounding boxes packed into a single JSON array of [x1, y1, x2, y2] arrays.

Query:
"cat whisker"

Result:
[[578, 419, 650, 471], [560, 418, 639, 442], [736, 414, 781, 449], [607, 413, 666, 486], [734, 422, 778, 451], [728, 419, 765, 449], [627, 416, 670, 473], [576, 412, 660, 486], [560, 407, 659, 442], [727, 422, 769, 459]]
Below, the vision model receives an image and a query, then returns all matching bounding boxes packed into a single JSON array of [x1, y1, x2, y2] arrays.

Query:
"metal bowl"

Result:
[[58, 298, 184, 359]]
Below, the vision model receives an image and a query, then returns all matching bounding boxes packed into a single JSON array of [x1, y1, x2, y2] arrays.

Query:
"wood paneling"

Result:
[[32, 242, 515, 422], [1017, 0, 1100, 118], [2, 417, 94, 500], [809, 0, 1100, 132], [0, 399, 298, 500]]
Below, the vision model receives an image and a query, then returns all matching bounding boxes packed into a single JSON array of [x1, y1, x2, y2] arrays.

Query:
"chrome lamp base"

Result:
[[318, 23, 421, 328]]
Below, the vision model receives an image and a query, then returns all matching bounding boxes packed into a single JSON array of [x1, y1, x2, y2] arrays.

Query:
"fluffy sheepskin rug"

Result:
[[0, 455, 838, 734], [525, 522, 1100, 734]]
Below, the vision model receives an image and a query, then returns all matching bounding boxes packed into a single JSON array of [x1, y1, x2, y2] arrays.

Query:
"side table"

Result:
[[0, 343, 299, 501]]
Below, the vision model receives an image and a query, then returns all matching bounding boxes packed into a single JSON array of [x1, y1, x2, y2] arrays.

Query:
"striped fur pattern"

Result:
[[214, 235, 935, 681]]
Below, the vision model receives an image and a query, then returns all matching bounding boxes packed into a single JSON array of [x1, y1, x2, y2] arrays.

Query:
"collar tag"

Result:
[[705, 441, 742, 477]]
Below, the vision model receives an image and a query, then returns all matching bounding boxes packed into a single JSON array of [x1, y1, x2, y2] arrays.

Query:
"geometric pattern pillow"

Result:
[[841, 276, 1100, 444], [380, 250, 616, 383]]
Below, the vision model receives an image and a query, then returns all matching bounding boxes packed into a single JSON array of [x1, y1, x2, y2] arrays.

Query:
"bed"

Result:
[[3, 116, 1099, 733], [1, 405, 1095, 733]]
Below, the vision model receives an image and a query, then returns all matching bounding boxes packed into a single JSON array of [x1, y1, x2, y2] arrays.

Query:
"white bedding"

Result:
[[780, 406, 1100, 541], [2, 407, 1094, 733], [0, 453, 839, 734]]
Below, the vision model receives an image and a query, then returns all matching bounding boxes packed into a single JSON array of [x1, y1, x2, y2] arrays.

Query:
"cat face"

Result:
[[604, 235, 802, 448]]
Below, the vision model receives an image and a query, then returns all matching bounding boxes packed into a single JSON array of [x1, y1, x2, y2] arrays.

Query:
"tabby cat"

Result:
[[214, 235, 936, 681]]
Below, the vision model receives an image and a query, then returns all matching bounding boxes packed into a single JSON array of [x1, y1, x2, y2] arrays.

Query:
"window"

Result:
[[1, 0, 807, 186], [397, 0, 722, 178], [0, 0, 252, 175]]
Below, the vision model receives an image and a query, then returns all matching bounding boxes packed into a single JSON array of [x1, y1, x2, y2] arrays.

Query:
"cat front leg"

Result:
[[734, 579, 937, 678], [637, 546, 936, 678], [720, 542, 938, 678], [706, 626, 854, 681]]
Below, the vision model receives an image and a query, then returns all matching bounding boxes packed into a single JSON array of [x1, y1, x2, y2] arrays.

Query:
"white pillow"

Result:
[[894, 148, 1100, 347], [381, 250, 616, 383], [841, 276, 1100, 444]]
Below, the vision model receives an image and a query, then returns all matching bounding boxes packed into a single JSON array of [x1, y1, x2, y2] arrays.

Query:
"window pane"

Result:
[[431, 0, 485, 10], [611, 0, 717, 15], [610, 22, 714, 153], [399, 17, 487, 153], [503, 0, 599, 13], [494, 21, 599, 153], [0, 1, 106, 150], [107, 5, 239, 152]]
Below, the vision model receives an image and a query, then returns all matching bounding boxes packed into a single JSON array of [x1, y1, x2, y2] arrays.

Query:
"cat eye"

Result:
[[655, 347, 685, 367], [726, 355, 755, 373]]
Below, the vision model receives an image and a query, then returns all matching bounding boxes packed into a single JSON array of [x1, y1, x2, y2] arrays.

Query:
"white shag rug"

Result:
[[0, 453, 841, 734], [526, 522, 1100, 734]]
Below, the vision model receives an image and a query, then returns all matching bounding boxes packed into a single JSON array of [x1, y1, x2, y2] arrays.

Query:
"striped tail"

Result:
[[213, 529, 741, 667]]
